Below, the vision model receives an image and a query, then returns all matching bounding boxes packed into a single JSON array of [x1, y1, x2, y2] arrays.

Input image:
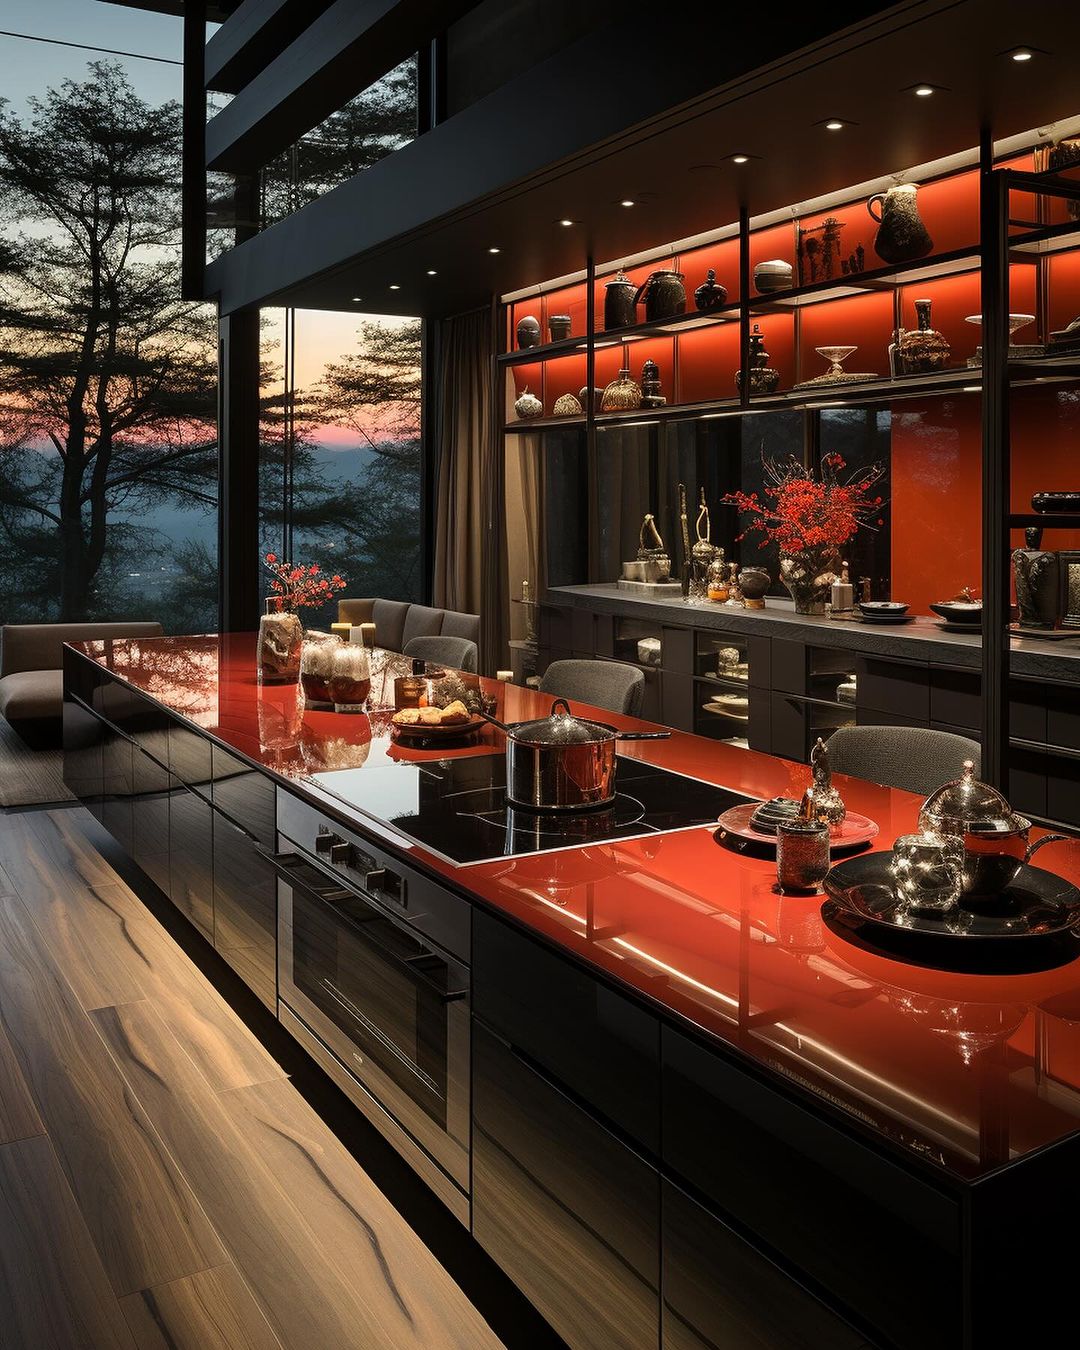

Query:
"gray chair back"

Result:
[[372, 598, 409, 652], [1, 622, 164, 677], [403, 634, 478, 674], [440, 608, 481, 644], [825, 725, 981, 797], [401, 604, 445, 649], [540, 659, 645, 717]]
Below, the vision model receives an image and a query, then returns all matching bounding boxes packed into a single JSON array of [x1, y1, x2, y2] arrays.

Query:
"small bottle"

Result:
[[706, 556, 729, 602], [831, 560, 854, 616], [394, 658, 428, 710]]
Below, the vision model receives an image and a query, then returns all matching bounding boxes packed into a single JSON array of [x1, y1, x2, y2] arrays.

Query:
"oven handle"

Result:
[[262, 849, 468, 1004]]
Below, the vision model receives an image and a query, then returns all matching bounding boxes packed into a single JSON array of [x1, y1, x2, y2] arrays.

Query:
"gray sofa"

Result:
[[337, 599, 479, 653], [0, 622, 164, 746]]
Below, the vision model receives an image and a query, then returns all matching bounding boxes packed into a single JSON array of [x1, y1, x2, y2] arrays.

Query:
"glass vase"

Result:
[[257, 597, 303, 684], [779, 550, 840, 615]]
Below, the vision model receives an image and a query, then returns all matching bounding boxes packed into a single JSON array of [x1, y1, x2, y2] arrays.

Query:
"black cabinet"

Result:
[[131, 742, 171, 897], [62, 691, 104, 824], [662, 1027, 960, 1350], [168, 784, 214, 939], [472, 1022, 659, 1350], [101, 722, 134, 856], [662, 1180, 872, 1350], [473, 910, 659, 1150], [212, 812, 276, 1010]]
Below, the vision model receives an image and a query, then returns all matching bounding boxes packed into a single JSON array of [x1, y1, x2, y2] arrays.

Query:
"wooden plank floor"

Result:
[[0, 806, 504, 1350]]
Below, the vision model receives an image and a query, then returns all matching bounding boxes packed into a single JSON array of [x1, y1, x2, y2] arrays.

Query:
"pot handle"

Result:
[[1026, 832, 1069, 861], [867, 193, 885, 223], [615, 730, 672, 741], [549, 697, 573, 717], [632, 272, 656, 307]]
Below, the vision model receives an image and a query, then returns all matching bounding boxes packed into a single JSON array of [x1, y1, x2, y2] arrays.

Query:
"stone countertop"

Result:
[[548, 583, 1080, 682]]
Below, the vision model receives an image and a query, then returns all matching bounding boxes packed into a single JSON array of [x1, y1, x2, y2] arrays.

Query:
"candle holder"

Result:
[[776, 819, 831, 893], [889, 829, 965, 912]]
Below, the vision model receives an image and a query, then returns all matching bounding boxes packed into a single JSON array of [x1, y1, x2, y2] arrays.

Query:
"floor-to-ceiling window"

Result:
[[0, 3, 219, 632], [259, 308, 423, 630]]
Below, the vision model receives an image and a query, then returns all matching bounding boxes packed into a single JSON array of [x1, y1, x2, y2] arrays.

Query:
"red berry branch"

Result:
[[263, 553, 347, 610], [722, 452, 886, 555]]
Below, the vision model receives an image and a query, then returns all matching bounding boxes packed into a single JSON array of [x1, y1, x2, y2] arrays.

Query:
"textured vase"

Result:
[[258, 600, 302, 684], [896, 298, 950, 374], [600, 367, 642, 412], [1012, 548, 1059, 629], [780, 551, 839, 615]]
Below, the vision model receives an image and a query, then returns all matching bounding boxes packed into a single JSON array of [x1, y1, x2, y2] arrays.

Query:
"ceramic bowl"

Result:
[[753, 260, 794, 294], [858, 601, 909, 616], [929, 601, 982, 625]]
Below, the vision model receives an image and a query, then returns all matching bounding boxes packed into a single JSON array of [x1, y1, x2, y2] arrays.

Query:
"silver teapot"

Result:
[[918, 762, 1066, 896]]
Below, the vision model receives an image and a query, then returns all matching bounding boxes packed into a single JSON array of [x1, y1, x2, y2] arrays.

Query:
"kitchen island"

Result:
[[63, 633, 1080, 1350]]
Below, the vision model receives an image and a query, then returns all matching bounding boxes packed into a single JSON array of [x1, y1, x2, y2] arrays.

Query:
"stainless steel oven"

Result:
[[273, 796, 470, 1221]]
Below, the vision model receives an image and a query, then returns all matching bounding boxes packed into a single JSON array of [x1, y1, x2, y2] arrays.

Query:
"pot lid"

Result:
[[606, 270, 633, 287], [511, 698, 613, 745], [919, 761, 1016, 834]]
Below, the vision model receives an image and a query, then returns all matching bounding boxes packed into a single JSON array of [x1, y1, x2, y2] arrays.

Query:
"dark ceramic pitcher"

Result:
[[603, 271, 637, 330], [634, 269, 686, 322]]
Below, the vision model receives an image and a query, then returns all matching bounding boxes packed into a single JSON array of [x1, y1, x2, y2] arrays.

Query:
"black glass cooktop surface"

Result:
[[310, 753, 751, 866]]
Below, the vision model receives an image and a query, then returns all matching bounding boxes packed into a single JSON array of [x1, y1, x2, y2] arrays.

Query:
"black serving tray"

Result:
[[823, 852, 1080, 941]]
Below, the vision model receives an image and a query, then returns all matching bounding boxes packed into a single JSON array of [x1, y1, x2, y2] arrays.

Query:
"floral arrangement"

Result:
[[263, 553, 347, 609], [722, 453, 885, 554]]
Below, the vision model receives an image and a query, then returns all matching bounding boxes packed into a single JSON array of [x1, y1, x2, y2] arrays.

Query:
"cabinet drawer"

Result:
[[169, 785, 214, 939], [131, 746, 171, 896], [662, 1027, 960, 1350], [213, 814, 276, 1011], [662, 1180, 872, 1350], [855, 655, 929, 721], [473, 911, 659, 1151], [212, 745, 275, 844], [102, 726, 134, 855], [169, 720, 213, 796], [473, 1023, 659, 1350], [929, 666, 980, 731]]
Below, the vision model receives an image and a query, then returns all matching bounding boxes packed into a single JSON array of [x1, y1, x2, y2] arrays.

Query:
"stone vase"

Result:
[[258, 598, 303, 684], [780, 550, 839, 615]]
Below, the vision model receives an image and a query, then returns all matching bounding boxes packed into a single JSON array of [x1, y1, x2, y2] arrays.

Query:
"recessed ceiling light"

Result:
[[488, 246, 500, 253], [389, 284, 400, 290], [914, 85, 934, 96], [426, 269, 437, 276], [825, 120, 844, 131], [558, 218, 575, 227], [620, 199, 635, 207], [731, 154, 749, 164], [1011, 47, 1033, 61], [351, 296, 363, 302]]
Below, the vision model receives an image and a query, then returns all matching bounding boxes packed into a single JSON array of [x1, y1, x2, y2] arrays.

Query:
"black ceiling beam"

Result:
[[204, 0, 479, 173], [204, 0, 334, 95]]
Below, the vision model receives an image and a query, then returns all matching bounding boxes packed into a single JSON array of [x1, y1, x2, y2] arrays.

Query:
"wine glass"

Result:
[[814, 345, 858, 378]]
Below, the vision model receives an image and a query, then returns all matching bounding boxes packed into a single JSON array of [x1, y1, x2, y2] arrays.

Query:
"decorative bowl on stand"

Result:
[[793, 345, 879, 389], [964, 312, 1042, 366]]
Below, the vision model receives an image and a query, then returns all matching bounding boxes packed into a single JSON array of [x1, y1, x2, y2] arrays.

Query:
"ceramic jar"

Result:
[[634, 269, 686, 322], [896, 298, 951, 374], [515, 314, 541, 349], [548, 314, 572, 341], [600, 367, 643, 412], [867, 183, 933, 264], [604, 271, 637, 330], [735, 324, 780, 394], [694, 268, 728, 311], [753, 259, 793, 294], [514, 387, 544, 419], [553, 392, 583, 416], [738, 566, 770, 608]]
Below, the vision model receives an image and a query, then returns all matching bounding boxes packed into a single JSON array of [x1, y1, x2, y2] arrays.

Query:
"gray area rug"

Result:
[[0, 719, 74, 807]]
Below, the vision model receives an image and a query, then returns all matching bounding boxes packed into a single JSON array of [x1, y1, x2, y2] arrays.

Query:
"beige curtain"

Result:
[[432, 306, 508, 673], [505, 431, 544, 652]]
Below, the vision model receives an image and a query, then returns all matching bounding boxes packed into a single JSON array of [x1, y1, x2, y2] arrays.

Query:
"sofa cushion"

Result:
[[372, 599, 409, 653], [0, 622, 164, 677], [0, 669, 64, 722], [401, 604, 445, 649], [337, 598, 375, 626], [440, 608, 480, 643]]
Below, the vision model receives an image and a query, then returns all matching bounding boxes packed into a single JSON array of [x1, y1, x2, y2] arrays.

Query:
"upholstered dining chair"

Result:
[[539, 659, 645, 718], [825, 725, 981, 797], [403, 634, 479, 674]]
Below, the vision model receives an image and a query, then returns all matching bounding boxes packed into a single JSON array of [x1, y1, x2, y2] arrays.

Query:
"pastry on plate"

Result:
[[419, 706, 443, 726], [391, 708, 421, 725], [440, 699, 471, 725]]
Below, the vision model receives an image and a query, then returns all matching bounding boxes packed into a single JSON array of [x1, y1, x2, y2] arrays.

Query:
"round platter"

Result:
[[823, 852, 1080, 941], [717, 802, 878, 853], [390, 714, 486, 742], [855, 613, 916, 625]]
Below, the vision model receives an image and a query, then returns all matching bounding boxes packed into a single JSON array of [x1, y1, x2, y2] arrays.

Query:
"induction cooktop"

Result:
[[309, 753, 752, 866]]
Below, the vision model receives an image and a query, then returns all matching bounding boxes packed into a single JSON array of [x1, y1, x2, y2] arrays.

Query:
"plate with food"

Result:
[[390, 700, 485, 740]]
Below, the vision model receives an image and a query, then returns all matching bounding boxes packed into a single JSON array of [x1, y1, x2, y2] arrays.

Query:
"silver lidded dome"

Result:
[[918, 760, 1015, 837]]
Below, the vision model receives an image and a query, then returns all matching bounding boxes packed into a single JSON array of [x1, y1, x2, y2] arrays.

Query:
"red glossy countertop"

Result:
[[72, 633, 1080, 1182]]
